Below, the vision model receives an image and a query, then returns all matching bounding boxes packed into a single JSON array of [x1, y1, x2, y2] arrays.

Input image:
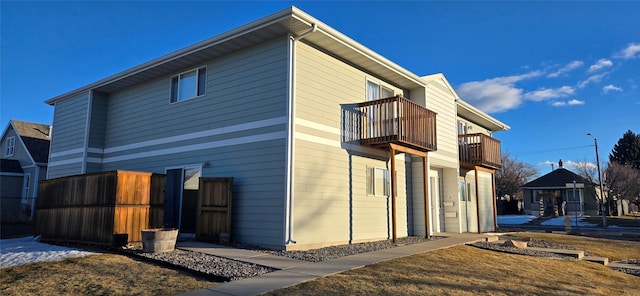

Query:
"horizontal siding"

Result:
[[88, 92, 108, 149], [104, 38, 288, 146], [424, 78, 458, 168], [101, 139, 287, 246], [48, 92, 89, 178], [47, 163, 84, 180], [83, 38, 291, 247], [291, 42, 409, 247]]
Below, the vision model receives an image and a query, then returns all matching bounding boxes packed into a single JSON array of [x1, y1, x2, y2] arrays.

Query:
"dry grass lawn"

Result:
[[0, 253, 215, 296], [514, 232, 640, 261], [583, 215, 640, 227], [266, 233, 640, 296]]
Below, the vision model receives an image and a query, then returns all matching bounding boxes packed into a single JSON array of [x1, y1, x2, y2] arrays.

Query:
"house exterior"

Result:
[[520, 160, 599, 217], [1, 120, 51, 222], [44, 7, 508, 250]]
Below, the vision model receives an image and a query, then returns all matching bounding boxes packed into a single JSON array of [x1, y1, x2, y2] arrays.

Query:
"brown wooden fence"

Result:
[[35, 170, 165, 246], [196, 178, 233, 242]]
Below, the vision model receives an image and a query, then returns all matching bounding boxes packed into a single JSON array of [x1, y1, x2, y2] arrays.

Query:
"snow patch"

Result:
[[1, 236, 100, 269], [497, 215, 537, 225]]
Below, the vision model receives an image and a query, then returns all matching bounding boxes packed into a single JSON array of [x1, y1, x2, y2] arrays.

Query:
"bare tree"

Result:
[[569, 159, 600, 184], [495, 151, 540, 200], [605, 162, 640, 206]]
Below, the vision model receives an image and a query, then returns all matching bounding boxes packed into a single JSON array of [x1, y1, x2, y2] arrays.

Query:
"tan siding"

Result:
[[424, 78, 458, 168], [291, 42, 409, 248]]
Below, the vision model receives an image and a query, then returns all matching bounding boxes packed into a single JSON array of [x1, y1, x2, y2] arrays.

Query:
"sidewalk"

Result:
[[178, 233, 492, 296]]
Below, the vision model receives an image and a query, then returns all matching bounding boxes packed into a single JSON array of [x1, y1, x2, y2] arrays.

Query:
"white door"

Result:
[[430, 171, 445, 233]]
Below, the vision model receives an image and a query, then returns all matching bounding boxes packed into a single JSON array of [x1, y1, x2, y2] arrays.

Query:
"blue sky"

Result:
[[2, 1, 639, 176]]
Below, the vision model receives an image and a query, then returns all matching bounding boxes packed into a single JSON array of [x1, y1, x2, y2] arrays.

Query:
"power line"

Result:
[[516, 144, 593, 156]]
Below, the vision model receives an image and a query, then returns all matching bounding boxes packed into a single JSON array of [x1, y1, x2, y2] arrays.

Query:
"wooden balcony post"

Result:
[[390, 145, 397, 243], [423, 155, 430, 238]]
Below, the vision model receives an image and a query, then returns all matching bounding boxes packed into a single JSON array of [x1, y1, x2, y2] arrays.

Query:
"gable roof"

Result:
[[521, 168, 594, 188], [0, 159, 24, 173], [45, 6, 427, 105], [2, 120, 52, 164]]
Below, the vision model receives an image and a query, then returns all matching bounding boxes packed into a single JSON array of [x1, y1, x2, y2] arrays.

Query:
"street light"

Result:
[[587, 133, 606, 227]]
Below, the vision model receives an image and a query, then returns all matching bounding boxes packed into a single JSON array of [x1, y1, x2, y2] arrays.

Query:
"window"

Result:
[[366, 167, 390, 196], [566, 189, 582, 202], [366, 80, 394, 101], [459, 181, 467, 201], [5, 136, 15, 157], [21, 174, 31, 204], [366, 80, 395, 138], [171, 66, 207, 102], [458, 121, 468, 135]]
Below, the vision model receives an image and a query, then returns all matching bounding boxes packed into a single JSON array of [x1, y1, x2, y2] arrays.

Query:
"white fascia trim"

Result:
[[291, 10, 425, 88], [102, 131, 286, 163], [45, 8, 296, 105], [104, 117, 287, 154]]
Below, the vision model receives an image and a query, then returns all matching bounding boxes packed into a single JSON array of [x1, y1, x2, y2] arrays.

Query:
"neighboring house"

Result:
[[0, 120, 51, 222], [520, 160, 599, 217], [44, 7, 507, 250]]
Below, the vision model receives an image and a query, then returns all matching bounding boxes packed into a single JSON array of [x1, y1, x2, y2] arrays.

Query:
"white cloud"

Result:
[[566, 160, 597, 170], [615, 42, 640, 59], [603, 84, 623, 93], [523, 86, 575, 101], [578, 72, 608, 88], [551, 99, 585, 107], [547, 61, 583, 78], [456, 71, 542, 113], [538, 160, 556, 167], [588, 59, 613, 72]]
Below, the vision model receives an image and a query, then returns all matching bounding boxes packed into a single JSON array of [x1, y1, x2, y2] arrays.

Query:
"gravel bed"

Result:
[[611, 259, 640, 277], [122, 236, 438, 281], [237, 236, 440, 262], [471, 235, 586, 259], [471, 241, 577, 259], [129, 248, 274, 281]]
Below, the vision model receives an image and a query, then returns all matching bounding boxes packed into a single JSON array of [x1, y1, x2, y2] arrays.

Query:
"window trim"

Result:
[[170, 66, 207, 103], [366, 166, 390, 197], [21, 173, 31, 204], [4, 136, 15, 157], [366, 79, 395, 101]]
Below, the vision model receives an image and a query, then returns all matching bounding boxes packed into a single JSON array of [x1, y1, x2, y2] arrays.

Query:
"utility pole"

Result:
[[587, 133, 606, 227]]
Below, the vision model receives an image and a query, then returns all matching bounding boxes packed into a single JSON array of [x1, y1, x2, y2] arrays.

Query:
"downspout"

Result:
[[285, 23, 317, 245]]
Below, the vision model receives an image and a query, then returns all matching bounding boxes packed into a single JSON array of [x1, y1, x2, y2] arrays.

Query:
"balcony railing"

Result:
[[342, 96, 437, 152], [458, 133, 502, 169]]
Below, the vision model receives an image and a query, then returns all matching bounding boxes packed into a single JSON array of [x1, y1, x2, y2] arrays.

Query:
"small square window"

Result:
[[5, 136, 15, 157], [366, 166, 390, 196], [171, 66, 207, 102]]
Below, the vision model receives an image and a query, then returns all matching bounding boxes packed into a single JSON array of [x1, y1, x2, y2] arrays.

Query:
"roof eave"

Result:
[[46, 6, 426, 106], [457, 99, 510, 132]]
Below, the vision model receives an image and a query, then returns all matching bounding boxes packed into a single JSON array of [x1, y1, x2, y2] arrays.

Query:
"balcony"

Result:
[[458, 133, 502, 169], [342, 96, 437, 152]]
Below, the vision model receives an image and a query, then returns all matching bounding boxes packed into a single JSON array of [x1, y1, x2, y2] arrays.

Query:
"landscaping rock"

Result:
[[502, 239, 528, 249]]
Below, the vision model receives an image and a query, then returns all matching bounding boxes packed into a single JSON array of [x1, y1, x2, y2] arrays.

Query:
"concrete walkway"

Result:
[[178, 233, 492, 296]]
